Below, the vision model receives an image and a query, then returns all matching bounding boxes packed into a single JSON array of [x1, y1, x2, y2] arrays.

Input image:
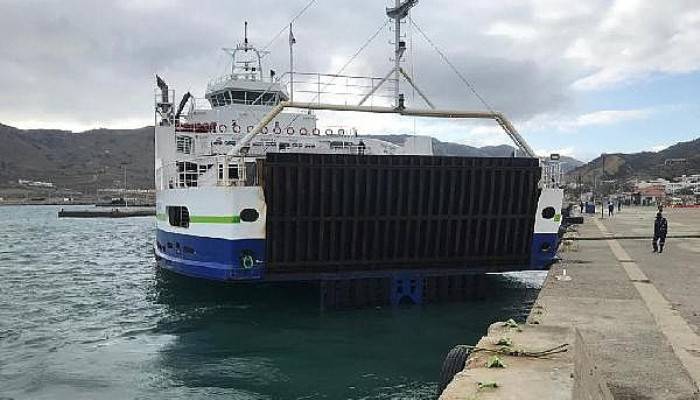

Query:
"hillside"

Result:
[[567, 138, 700, 182], [0, 123, 154, 191], [367, 134, 583, 172], [0, 124, 582, 192]]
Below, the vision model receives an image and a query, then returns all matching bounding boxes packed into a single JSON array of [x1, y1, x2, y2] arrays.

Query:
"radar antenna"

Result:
[[222, 22, 269, 80]]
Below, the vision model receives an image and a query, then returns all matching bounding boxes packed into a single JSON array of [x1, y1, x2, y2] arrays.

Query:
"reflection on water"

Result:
[[0, 205, 544, 399]]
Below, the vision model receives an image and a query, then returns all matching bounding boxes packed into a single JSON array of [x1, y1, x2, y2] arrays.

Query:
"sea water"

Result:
[[0, 205, 544, 399]]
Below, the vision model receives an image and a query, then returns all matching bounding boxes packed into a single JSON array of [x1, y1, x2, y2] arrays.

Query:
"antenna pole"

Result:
[[289, 23, 294, 102], [244, 21, 249, 47], [393, 0, 401, 108]]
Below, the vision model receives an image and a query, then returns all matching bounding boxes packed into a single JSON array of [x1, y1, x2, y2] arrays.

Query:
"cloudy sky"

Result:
[[1, 0, 699, 161]]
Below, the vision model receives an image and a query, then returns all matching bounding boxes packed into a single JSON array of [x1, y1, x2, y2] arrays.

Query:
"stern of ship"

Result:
[[530, 187, 564, 269]]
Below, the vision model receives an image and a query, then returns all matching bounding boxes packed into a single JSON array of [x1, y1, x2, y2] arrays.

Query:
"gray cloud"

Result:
[[0, 0, 699, 130]]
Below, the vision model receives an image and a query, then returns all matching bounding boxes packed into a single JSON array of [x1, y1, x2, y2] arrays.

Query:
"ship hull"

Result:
[[155, 230, 560, 282], [154, 155, 563, 283], [155, 229, 265, 281]]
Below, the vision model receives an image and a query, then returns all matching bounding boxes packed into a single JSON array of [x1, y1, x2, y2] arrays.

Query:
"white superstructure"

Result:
[[153, 3, 564, 283]]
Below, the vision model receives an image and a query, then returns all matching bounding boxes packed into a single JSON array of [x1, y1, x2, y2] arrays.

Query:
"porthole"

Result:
[[541, 242, 551, 252], [240, 208, 259, 222], [541, 206, 556, 219], [167, 206, 190, 228]]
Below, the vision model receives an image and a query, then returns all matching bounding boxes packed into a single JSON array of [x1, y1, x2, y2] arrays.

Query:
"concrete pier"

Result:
[[441, 207, 700, 399], [57, 207, 155, 218]]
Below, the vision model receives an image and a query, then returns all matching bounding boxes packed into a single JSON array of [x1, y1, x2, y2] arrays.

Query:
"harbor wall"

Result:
[[439, 207, 700, 399]]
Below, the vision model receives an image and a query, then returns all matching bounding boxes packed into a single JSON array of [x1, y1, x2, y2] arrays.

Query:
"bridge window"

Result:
[[263, 92, 278, 105], [167, 206, 190, 228], [176, 135, 193, 154], [208, 90, 281, 106], [218, 164, 240, 180], [232, 90, 247, 104], [198, 164, 212, 174], [177, 162, 198, 187]]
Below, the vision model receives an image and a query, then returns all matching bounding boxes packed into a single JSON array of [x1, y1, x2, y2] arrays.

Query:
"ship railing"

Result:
[[214, 156, 260, 187], [282, 72, 397, 107], [275, 143, 373, 155], [207, 72, 276, 92], [154, 90, 175, 127], [179, 97, 283, 124], [156, 157, 260, 190], [541, 159, 563, 189], [206, 72, 397, 107], [156, 161, 199, 190]]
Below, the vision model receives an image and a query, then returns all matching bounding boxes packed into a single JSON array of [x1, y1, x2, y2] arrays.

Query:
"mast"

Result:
[[386, 0, 417, 108], [393, 0, 401, 108], [222, 22, 267, 81], [289, 23, 295, 102]]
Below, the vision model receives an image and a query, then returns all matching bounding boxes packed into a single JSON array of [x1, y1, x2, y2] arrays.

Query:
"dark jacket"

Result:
[[654, 217, 668, 237]]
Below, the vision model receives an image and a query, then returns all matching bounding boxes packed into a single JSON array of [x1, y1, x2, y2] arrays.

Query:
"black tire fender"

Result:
[[437, 345, 471, 396]]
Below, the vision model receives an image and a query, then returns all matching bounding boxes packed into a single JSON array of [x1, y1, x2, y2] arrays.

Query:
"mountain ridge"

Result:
[[567, 137, 700, 182], [0, 124, 583, 191]]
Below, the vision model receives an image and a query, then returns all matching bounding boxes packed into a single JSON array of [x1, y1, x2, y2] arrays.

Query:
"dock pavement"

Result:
[[441, 206, 700, 399]]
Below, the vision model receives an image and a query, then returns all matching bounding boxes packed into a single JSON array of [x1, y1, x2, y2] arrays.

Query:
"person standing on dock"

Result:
[[608, 201, 614, 217], [652, 212, 668, 253]]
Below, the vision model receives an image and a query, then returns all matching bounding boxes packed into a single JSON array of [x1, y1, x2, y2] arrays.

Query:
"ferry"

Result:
[[153, 2, 564, 289]]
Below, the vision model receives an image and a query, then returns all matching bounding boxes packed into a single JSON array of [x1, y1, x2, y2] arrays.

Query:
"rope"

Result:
[[409, 11, 416, 136], [408, 17, 494, 113], [281, 19, 390, 130], [261, 0, 319, 53], [316, 19, 390, 97], [468, 343, 570, 358]]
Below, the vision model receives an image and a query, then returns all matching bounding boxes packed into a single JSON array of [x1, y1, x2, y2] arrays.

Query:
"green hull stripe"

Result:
[[189, 215, 241, 224], [156, 213, 240, 224]]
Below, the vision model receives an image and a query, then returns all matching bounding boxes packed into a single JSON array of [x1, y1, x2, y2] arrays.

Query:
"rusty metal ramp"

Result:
[[262, 153, 540, 277]]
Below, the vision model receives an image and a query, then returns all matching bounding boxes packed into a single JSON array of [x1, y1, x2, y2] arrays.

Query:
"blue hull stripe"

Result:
[[530, 232, 560, 269], [155, 229, 265, 281], [155, 229, 559, 281]]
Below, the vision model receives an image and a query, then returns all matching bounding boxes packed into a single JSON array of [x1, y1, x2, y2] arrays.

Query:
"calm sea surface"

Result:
[[0, 205, 545, 399]]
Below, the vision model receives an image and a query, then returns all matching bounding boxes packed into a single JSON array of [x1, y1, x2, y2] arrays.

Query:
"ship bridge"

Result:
[[205, 22, 289, 108]]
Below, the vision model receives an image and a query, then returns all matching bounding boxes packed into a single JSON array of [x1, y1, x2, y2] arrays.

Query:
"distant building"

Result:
[[665, 174, 700, 195], [18, 179, 54, 188], [635, 178, 669, 190], [664, 158, 687, 166], [637, 185, 666, 205]]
